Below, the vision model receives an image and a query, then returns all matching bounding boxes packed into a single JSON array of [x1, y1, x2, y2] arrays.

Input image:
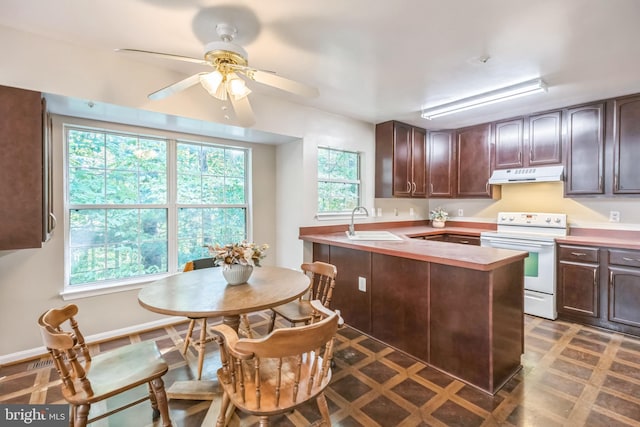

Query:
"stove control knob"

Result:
[[554, 218, 562, 224], [500, 216, 507, 221], [509, 216, 515, 221], [545, 217, 552, 223]]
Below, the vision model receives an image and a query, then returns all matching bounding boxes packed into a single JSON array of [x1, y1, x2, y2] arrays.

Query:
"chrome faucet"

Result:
[[348, 206, 369, 236]]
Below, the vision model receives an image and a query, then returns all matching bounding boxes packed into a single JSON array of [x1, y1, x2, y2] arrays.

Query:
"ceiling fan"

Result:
[[117, 23, 319, 127]]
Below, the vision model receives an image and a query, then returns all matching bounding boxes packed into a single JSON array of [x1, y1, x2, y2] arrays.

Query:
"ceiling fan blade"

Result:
[[148, 73, 205, 100], [115, 48, 208, 65], [247, 69, 319, 98], [229, 94, 256, 127]]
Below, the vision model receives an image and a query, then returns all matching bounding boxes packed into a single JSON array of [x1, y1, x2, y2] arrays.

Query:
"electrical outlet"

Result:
[[394, 208, 398, 216], [409, 208, 415, 216], [358, 276, 367, 292], [609, 211, 620, 222], [457, 208, 464, 217]]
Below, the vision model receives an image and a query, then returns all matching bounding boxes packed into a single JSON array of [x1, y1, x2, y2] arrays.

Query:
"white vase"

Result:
[[222, 264, 253, 285], [432, 219, 446, 228]]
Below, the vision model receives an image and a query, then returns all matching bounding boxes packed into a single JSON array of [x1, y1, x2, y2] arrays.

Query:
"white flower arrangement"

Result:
[[429, 207, 449, 222]]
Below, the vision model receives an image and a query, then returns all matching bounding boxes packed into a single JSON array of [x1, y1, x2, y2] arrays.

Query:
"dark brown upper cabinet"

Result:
[[527, 111, 562, 166], [494, 112, 562, 170], [494, 118, 524, 169], [456, 123, 494, 198], [375, 120, 427, 198], [427, 130, 455, 197], [613, 94, 640, 194], [0, 85, 48, 250], [564, 103, 605, 195]]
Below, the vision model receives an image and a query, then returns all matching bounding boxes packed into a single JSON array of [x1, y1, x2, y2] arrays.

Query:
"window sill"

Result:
[[315, 212, 369, 221], [60, 272, 175, 300]]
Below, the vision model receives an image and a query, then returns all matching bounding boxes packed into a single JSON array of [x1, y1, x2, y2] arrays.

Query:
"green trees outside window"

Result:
[[66, 127, 248, 286], [317, 146, 361, 213]]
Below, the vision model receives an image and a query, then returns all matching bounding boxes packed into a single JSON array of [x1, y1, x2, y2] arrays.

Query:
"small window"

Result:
[[317, 146, 361, 213]]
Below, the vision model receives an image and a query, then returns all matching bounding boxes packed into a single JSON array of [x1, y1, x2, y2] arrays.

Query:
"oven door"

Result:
[[480, 236, 556, 294]]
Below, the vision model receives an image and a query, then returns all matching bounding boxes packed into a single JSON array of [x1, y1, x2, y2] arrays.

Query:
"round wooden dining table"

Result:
[[138, 265, 310, 331], [138, 265, 310, 401]]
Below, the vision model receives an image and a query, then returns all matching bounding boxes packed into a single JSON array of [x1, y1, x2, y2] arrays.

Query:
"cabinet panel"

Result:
[[392, 122, 413, 196], [0, 85, 44, 249], [609, 249, 640, 269], [608, 266, 640, 328], [371, 254, 429, 361], [558, 262, 599, 318], [614, 95, 640, 194], [564, 103, 605, 195], [456, 123, 493, 198], [558, 245, 600, 263], [528, 111, 562, 165], [427, 130, 455, 197], [411, 127, 427, 197], [445, 235, 480, 246], [494, 118, 524, 169], [327, 246, 372, 334]]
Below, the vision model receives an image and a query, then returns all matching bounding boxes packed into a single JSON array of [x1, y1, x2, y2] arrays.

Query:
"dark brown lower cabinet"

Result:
[[557, 245, 640, 337], [312, 243, 524, 394], [557, 245, 600, 319], [371, 254, 429, 361], [608, 249, 640, 328]]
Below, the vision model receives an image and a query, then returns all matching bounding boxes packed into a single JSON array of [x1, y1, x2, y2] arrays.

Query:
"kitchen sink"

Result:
[[345, 230, 403, 241]]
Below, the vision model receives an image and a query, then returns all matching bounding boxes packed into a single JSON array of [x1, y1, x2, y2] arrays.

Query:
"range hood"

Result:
[[488, 165, 564, 184]]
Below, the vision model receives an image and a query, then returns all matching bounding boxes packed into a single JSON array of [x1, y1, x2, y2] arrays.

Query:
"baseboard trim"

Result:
[[1, 316, 184, 366]]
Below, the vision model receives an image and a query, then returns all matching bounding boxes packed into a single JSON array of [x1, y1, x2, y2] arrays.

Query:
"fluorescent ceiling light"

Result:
[[421, 78, 547, 120]]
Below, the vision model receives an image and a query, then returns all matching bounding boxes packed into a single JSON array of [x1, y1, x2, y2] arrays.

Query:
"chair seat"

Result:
[[64, 341, 168, 405], [217, 355, 332, 416], [271, 299, 314, 324]]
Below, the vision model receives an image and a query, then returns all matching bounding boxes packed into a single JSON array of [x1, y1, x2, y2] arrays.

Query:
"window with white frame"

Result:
[[65, 125, 249, 288], [317, 146, 361, 214]]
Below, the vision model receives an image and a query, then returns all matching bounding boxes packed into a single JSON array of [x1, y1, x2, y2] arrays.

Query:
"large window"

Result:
[[66, 126, 249, 288], [317, 146, 361, 213]]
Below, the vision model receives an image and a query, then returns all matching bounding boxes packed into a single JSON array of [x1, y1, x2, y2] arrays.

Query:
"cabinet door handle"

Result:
[[570, 252, 587, 257], [407, 181, 411, 192], [49, 212, 57, 232], [622, 257, 640, 262], [459, 240, 469, 244], [412, 182, 417, 193], [518, 151, 522, 163], [598, 176, 603, 191], [614, 175, 619, 191], [430, 183, 434, 194]]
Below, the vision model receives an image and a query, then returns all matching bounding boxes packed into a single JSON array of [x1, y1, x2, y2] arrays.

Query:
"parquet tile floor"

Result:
[[2, 312, 640, 426]]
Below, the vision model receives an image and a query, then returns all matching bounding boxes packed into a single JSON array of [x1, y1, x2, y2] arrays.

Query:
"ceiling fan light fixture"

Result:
[[421, 78, 547, 120], [199, 71, 223, 96], [228, 76, 251, 99]]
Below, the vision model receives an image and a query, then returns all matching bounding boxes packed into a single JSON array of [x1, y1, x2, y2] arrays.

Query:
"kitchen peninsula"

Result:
[[300, 221, 528, 394]]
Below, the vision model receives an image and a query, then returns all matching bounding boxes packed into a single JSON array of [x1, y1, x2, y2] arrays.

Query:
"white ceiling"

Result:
[[2, 0, 640, 130]]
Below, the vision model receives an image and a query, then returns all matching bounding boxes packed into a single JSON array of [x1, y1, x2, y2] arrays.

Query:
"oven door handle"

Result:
[[481, 237, 554, 250]]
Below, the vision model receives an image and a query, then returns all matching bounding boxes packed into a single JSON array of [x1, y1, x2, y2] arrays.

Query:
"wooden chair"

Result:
[[182, 258, 253, 380], [268, 261, 337, 333], [212, 300, 342, 426], [38, 304, 172, 427]]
